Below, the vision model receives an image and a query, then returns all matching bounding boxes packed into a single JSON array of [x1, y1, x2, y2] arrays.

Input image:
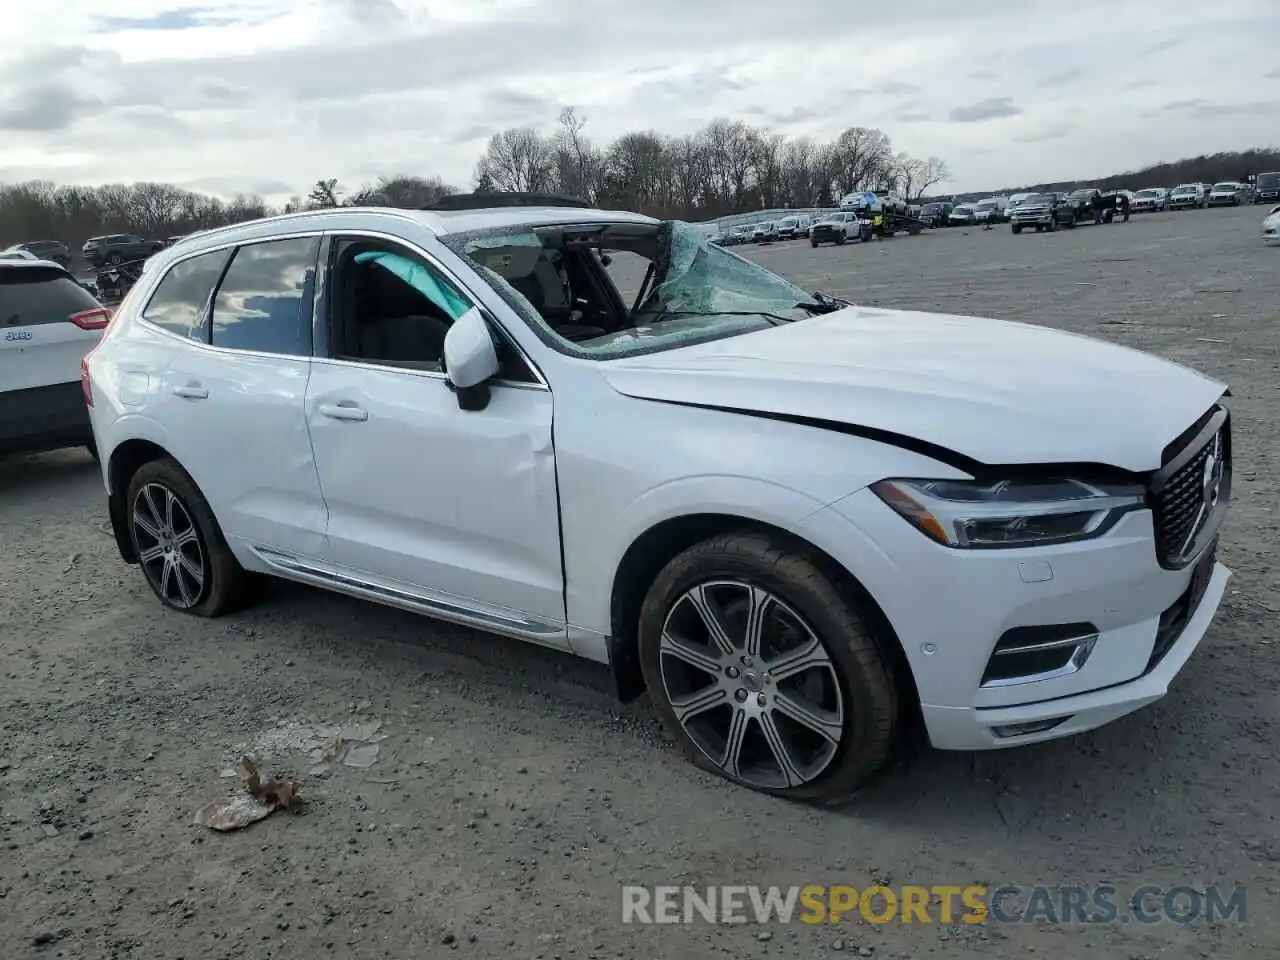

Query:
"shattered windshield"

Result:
[[444, 219, 818, 360]]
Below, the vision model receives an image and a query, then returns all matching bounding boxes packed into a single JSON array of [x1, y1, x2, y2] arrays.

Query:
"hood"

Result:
[[601, 307, 1227, 473]]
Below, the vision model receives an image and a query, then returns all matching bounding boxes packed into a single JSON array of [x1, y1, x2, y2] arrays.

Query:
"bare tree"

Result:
[[474, 128, 555, 193], [913, 156, 951, 198], [307, 178, 342, 208]]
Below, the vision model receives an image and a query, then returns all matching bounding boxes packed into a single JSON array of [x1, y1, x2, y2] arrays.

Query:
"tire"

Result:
[[125, 457, 252, 617], [638, 531, 901, 803], [1048, 219, 1058, 232], [811, 239, 819, 248], [836, 234, 846, 245], [1012, 225, 1022, 234]]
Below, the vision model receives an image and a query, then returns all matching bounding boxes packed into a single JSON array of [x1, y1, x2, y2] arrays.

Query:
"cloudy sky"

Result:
[[1, 0, 1277, 202]]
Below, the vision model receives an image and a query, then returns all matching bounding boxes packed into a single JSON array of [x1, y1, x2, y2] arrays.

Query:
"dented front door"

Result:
[[304, 360, 566, 634]]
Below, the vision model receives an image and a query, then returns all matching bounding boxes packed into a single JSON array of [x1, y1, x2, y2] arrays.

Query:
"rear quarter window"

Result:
[[0, 267, 100, 327], [141, 249, 233, 341]]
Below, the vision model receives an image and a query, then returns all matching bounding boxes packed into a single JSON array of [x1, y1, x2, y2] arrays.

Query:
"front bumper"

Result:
[[1013, 211, 1054, 226], [804, 488, 1231, 752]]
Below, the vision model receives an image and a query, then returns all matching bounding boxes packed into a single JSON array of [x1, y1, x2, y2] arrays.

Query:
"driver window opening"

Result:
[[327, 237, 533, 381]]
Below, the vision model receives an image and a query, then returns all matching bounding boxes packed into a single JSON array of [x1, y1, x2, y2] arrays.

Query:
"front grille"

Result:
[[1151, 411, 1230, 567]]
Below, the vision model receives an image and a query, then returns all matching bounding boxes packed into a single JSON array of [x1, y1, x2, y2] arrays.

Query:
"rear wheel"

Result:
[[1011, 225, 1022, 234], [126, 457, 252, 617], [811, 239, 819, 248], [638, 532, 901, 803]]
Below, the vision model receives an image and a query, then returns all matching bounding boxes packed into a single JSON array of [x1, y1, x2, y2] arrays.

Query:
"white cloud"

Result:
[[0, 0, 1277, 201]]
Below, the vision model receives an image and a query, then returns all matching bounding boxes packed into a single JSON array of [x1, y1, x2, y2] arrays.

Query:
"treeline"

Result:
[[0, 109, 947, 253], [986, 147, 1280, 199]]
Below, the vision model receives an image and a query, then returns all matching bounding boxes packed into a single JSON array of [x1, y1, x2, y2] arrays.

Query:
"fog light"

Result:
[[990, 716, 1072, 739]]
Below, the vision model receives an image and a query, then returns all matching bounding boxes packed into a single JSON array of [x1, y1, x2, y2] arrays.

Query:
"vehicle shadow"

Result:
[[0, 448, 100, 500], [251, 576, 1220, 841]]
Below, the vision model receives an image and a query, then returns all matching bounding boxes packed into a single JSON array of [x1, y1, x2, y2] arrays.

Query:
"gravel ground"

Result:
[[2, 204, 1277, 960]]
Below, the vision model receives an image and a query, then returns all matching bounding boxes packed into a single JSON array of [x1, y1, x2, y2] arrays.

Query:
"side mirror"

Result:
[[443, 307, 500, 412]]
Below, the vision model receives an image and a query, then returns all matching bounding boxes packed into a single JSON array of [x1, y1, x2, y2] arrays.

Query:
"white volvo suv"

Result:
[[84, 194, 1232, 802]]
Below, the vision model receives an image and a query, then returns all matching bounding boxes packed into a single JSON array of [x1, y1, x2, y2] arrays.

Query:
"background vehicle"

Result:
[[1010, 193, 1077, 233], [82, 234, 165, 268], [1208, 182, 1251, 206], [920, 201, 953, 227], [839, 190, 906, 216], [810, 211, 867, 245], [752, 221, 778, 243], [1006, 192, 1033, 217], [776, 216, 805, 240], [948, 203, 977, 225], [0, 249, 39, 261], [1, 258, 110, 458], [1067, 187, 1102, 220], [1168, 184, 1207, 209], [1130, 188, 1168, 213], [1254, 171, 1280, 204], [1263, 204, 1280, 244], [5, 240, 72, 267], [971, 197, 1008, 223]]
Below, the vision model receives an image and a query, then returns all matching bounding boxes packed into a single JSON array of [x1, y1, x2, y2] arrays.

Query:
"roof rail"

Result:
[[423, 192, 594, 211]]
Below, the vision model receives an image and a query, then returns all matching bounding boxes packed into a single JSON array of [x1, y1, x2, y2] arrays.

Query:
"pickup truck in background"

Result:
[[82, 234, 165, 268]]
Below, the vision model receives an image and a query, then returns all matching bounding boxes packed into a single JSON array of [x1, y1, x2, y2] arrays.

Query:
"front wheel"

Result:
[[1011, 225, 1022, 234], [126, 457, 252, 617], [638, 532, 901, 803], [811, 239, 819, 248]]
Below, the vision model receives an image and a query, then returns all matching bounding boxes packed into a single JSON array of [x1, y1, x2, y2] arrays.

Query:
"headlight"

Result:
[[871, 478, 1145, 549]]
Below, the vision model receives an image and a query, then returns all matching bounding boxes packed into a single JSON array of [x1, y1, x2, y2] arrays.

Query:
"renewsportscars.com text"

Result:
[[621, 884, 1247, 926]]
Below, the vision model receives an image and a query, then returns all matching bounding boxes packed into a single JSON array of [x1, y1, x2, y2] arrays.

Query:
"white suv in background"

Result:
[[86, 196, 1232, 802], [2, 258, 111, 458]]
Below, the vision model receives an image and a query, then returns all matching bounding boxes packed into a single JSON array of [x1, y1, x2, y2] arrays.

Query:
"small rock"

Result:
[[285, 660, 295, 667], [832, 939, 845, 951], [143, 752, 155, 761], [757, 930, 773, 942], [517, 766, 529, 774], [441, 933, 456, 945], [77, 830, 94, 841], [0, 760, 11, 772], [859, 948, 873, 957]]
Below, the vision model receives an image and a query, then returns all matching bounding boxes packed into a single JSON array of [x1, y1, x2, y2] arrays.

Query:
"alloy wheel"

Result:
[[658, 580, 845, 790], [132, 482, 206, 609]]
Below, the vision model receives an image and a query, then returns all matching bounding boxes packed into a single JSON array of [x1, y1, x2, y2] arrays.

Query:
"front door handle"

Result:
[[317, 401, 368, 422], [172, 383, 208, 399]]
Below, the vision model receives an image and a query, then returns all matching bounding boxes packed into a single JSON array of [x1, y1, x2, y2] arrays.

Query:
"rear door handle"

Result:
[[172, 383, 208, 399], [317, 401, 368, 422]]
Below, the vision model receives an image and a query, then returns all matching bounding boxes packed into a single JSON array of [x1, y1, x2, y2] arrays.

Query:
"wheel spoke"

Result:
[[138, 544, 165, 564], [660, 631, 723, 676], [159, 558, 177, 601], [720, 708, 750, 777], [757, 711, 803, 787], [176, 551, 203, 585], [766, 637, 829, 683], [141, 487, 163, 531], [173, 561, 196, 606], [772, 690, 843, 745], [686, 585, 736, 656], [174, 528, 199, 548], [134, 512, 162, 541], [741, 586, 770, 659], [671, 686, 728, 725], [162, 489, 179, 533]]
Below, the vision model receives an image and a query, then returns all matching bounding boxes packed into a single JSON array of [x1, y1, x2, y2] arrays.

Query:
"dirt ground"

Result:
[[2, 204, 1277, 960]]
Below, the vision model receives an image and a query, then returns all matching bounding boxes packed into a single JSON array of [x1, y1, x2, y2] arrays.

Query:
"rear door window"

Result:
[[142, 249, 232, 341], [0, 266, 101, 328], [209, 237, 319, 356]]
